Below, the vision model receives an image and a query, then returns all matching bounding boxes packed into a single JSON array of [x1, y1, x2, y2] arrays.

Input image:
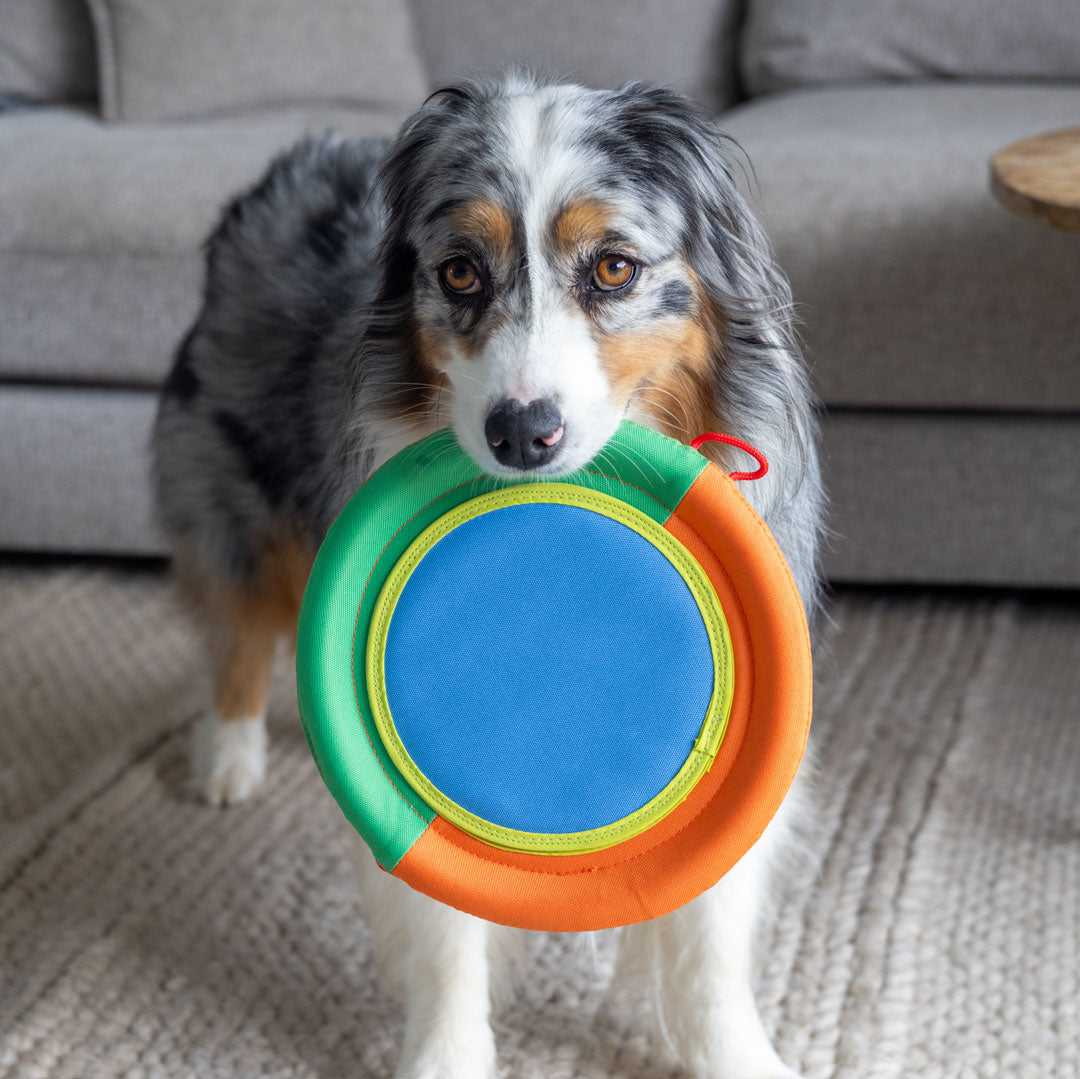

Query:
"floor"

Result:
[[1, 564, 1078, 1078]]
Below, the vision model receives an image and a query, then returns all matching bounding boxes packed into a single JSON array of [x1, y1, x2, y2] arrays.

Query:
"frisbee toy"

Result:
[[296, 421, 811, 932]]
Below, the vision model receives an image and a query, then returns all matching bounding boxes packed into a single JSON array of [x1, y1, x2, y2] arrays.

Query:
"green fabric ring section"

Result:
[[295, 421, 709, 870], [365, 483, 734, 855]]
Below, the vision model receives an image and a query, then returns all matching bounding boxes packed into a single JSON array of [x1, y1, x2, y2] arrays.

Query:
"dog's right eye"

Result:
[[440, 258, 481, 295]]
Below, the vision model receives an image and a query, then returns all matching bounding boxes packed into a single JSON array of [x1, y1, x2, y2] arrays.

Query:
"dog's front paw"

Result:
[[728, 1066, 802, 1079], [693, 1051, 803, 1079], [394, 1064, 495, 1079], [192, 713, 267, 805], [394, 1053, 496, 1079], [394, 1027, 497, 1079]]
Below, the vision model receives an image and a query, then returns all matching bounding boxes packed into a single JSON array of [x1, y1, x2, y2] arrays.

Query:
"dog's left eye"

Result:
[[592, 254, 636, 291], [440, 257, 481, 295]]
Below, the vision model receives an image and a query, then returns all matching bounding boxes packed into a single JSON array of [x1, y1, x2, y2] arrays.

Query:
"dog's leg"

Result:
[[192, 619, 276, 805], [620, 819, 800, 1079], [396, 896, 496, 1079], [182, 533, 309, 806], [357, 843, 497, 1079]]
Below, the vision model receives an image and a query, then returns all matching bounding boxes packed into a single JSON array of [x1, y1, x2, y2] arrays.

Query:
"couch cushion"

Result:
[[720, 84, 1080, 410], [0, 385, 164, 555], [4, 386, 1078, 587], [88, 0, 428, 122], [407, 0, 742, 113], [742, 0, 1080, 96], [0, 105, 404, 385], [0, 0, 97, 102], [822, 410, 1080, 586]]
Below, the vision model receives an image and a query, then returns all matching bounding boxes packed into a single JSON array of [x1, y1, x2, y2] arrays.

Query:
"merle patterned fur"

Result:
[[152, 72, 822, 613]]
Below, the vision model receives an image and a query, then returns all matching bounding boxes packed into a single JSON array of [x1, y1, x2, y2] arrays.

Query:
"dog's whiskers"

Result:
[[444, 367, 491, 395], [605, 433, 666, 488], [631, 384, 692, 436]]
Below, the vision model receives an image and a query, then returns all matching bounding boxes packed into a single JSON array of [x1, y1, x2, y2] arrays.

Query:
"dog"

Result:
[[153, 70, 823, 1079]]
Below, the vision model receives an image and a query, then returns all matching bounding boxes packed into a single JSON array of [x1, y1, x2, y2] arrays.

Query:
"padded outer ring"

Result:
[[296, 421, 812, 932]]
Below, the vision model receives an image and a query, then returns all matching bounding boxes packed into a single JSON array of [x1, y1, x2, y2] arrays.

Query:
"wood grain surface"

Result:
[[991, 127, 1080, 234]]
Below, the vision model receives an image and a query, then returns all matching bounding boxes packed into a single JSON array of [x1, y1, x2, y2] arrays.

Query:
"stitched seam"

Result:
[[324, 452, 805, 879], [341, 460, 799, 861], [366, 485, 731, 852], [297, 702, 327, 783], [622, 418, 701, 455], [580, 469, 673, 515], [347, 476, 487, 822]]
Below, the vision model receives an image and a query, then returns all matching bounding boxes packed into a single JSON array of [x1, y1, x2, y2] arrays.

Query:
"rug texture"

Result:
[[1, 565, 1077, 1079]]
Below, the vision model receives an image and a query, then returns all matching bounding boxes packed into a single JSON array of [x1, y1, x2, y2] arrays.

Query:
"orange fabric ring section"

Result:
[[391, 465, 812, 931]]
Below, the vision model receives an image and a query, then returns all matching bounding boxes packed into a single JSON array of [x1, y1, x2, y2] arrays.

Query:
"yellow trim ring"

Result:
[[364, 484, 735, 855]]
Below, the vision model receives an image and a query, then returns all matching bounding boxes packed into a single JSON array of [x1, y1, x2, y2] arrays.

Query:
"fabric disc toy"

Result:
[[296, 420, 811, 932]]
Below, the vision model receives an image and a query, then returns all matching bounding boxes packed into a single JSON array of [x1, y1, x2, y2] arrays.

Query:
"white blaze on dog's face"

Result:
[[386, 79, 724, 476]]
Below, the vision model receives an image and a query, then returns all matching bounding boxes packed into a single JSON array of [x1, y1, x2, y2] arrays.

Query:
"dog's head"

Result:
[[364, 71, 800, 477]]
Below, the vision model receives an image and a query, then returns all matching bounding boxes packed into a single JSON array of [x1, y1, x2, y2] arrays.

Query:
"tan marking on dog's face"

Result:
[[639, 361, 722, 450], [380, 322, 450, 423], [599, 320, 717, 443], [551, 199, 614, 256], [415, 325, 454, 373], [597, 318, 710, 395], [598, 269, 728, 446], [452, 199, 514, 258]]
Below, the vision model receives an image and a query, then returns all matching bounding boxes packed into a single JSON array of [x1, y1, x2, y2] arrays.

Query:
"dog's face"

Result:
[[369, 75, 768, 476]]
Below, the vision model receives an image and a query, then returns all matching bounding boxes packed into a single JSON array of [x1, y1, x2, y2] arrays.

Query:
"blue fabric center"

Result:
[[382, 502, 714, 834]]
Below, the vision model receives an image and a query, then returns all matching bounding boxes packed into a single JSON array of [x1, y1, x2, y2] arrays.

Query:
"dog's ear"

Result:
[[422, 84, 472, 109], [376, 71, 535, 228], [377, 83, 475, 229], [362, 78, 510, 424], [609, 83, 815, 479], [356, 90, 474, 427]]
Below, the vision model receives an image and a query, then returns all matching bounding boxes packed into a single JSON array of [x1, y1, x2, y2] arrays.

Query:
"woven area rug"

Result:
[[1, 564, 1077, 1079]]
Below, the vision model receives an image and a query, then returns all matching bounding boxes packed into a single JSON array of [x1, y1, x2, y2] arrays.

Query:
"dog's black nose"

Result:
[[485, 398, 565, 470]]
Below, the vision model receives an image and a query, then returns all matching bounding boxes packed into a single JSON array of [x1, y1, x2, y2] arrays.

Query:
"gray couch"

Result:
[[3, 0, 1078, 585]]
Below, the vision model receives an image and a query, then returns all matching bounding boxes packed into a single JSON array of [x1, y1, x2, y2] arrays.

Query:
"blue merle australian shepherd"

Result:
[[153, 71, 823, 1079]]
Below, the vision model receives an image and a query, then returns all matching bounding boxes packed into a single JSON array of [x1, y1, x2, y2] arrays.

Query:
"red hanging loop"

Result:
[[690, 432, 769, 481]]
